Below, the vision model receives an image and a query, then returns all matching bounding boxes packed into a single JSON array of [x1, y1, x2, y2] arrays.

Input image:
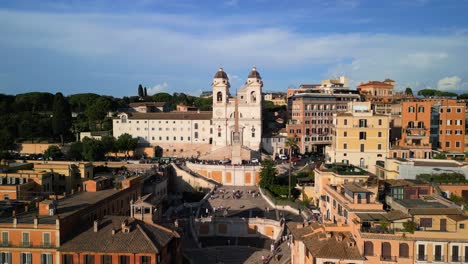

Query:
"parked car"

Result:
[[219, 159, 231, 165], [279, 154, 288, 160], [251, 158, 259, 163]]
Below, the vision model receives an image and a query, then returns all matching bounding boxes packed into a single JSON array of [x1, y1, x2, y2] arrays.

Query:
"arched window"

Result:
[[250, 91, 257, 103], [217, 92, 223, 102], [382, 242, 392, 260], [407, 121, 414, 128], [306, 104, 311, 110], [194, 123, 198, 129], [418, 121, 424, 128], [121, 115, 127, 123], [399, 243, 409, 258], [364, 241, 374, 256]]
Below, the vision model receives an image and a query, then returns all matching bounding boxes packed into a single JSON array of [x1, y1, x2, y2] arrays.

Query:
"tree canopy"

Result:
[[116, 133, 138, 157], [417, 89, 458, 98], [405, 87, 413, 96], [52, 93, 72, 144], [43, 145, 63, 160]]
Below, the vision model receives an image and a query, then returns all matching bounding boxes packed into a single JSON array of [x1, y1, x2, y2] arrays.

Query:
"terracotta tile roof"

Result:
[[409, 208, 462, 215], [357, 81, 393, 88], [119, 111, 212, 120], [129, 102, 168, 107], [447, 214, 468, 222], [59, 216, 179, 253], [287, 223, 363, 261]]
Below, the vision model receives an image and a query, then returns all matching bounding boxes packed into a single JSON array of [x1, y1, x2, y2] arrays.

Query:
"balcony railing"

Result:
[[417, 254, 427, 261], [0, 241, 10, 247], [380, 256, 397, 262], [451, 255, 461, 262], [20, 241, 31, 247], [433, 255, 444, 262]]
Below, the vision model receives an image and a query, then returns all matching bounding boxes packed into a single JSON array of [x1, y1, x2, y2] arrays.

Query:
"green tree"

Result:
[[101, 135, 116, 155], [144, 87, 148, 97], [0, 129, 15, 152], [67, 141, 83, 161], [43, 145, 63, 160], [285, 137, 298, 199], [67, 93, 100, 112], [417, 89, 437, 97], [403, 220, 417, 234], [458, 93, 468, 100], [82, 137, 105, 161], [259, 158, 277, 188], [85, 97, 112, 130], [138, 84, 144, 97], [153, 92, 172, 102], [405, 87, 413, 96], [116, 133, 138, 158], [52, 93, 72, 145]]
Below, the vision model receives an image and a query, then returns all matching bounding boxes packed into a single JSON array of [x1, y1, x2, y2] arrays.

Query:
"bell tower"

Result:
[[212, 68, 230, 149]]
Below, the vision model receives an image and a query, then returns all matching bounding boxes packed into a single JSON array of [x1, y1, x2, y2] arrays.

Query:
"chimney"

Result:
[[13, 217, 17, 228], [34, 215, 38, 228], [93, 220, 99, 232]]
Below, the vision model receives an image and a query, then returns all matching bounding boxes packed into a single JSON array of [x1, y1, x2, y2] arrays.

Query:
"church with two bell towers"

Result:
[[211, 67, 263, 152]]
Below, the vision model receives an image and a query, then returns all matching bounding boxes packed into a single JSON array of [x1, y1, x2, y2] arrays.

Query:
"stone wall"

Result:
[[194, 217, 282, 240], [186, 162, 260, 186]]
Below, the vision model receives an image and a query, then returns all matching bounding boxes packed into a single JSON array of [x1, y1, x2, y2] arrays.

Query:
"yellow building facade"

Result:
[[326, 102, 390, 174]]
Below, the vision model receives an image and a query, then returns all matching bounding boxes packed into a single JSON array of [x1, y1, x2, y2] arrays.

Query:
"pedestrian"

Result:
[[270, 244, 274, 253]]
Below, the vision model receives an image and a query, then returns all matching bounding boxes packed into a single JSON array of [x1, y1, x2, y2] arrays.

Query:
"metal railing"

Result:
[[20, 241, 31, 247], [417, 254, 427, 261], [451, 255, 461, 262], [433, 255, 444, 262]]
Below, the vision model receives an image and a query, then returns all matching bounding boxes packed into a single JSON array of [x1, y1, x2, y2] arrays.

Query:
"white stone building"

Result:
[[112, 67, 263, 157], [211, 67, 263, 151]]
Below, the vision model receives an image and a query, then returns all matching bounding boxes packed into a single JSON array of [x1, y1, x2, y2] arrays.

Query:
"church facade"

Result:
[[211, 67, 263, 151]]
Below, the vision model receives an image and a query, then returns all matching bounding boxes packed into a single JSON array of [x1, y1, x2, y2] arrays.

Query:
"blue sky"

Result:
[[0, 0, 468, 97]]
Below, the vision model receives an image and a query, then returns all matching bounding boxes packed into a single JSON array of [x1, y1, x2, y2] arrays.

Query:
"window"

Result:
[[101, 255, 112, 264], [457, 108, 462, 113], [252, 132, 255, 137], [43, 233, 51, 247], [399, 243, 409, 258], [22, 232, 30, 247], [446, 130, 451, 135], [447, 120, 452, 125], [20, 253, 32, 264], [456, 141, 461, 148], [343, 143, 347, 149], [445, 141, 450, 148], [216, 92, 223, 102], [119, 256, 130, 264], [84, 255, 94, 264], [359, 132, 366, 140], [418, 106, 424, 112], [420, 218, 432, 228], [452, 245, 460, 262], [378, 144, 382, 150], [0, 252, 11, 264], [140, 256, 151, 264], [447, 108, 451, 113], [62, 254, 73, 264], [194, 132, 199, 139], [344, 119, 348, 125], [359, 119, 367, 128], [378, 119, 382, 126], [456, 119, 463, 125], [194, 123, 198, 129], [344, 131, 347, 137], [364, 241, 374, 256], [1, 232, 8, 246], [378, 132, 382, 137], [460, 223, 465, 229], [41, 253, 53, 264], [166, 136, 169, 141], [409, 107, 414, 113], [360, 144, 365, 152]]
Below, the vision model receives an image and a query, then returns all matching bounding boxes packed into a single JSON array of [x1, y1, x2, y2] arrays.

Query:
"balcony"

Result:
[[40, 242, 52, 248], [433, 255, 444, 262], [380, 256, 398, 262], [406, 130, 426, 138], [451, 255, 461, 262], [0, 241, 10, 247], [417, 255, 427, 261]]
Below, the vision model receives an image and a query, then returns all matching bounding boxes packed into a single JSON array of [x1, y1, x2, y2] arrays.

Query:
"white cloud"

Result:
[[437, 76, 462, 91], [147, 82, 169, 95], [0, 9, 468, 93]]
